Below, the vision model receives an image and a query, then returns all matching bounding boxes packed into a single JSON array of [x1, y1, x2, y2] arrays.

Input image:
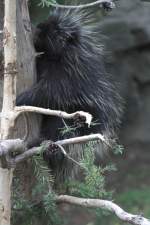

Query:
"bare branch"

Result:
[[56, 134, 107, 146], [0, 139, 26, 157], [47, 0, 115, 9], [56, 195, 150, 225], [13, 145, 41, 164], [0, 133, 107, 164], [14, 106, 92, 127], [14, 134, 106, 163]]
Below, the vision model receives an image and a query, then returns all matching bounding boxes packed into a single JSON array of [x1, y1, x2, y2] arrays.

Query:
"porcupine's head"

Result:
[[33, 9, 103, 60]]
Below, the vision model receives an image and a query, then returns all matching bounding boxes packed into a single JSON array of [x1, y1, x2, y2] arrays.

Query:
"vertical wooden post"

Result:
[[0, 168, 13, 225], [1, 0, 17, 139], [0, 0, 16, 224]]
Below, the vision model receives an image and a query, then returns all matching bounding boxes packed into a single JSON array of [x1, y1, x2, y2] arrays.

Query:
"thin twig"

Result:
[[57, 144, 85, 169], [56, 134, 107, 146]]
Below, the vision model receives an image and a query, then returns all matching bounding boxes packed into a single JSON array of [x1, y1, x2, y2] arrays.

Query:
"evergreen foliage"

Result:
[[12, 142, 118, 225], [65, 142, 116, 199], [38, 0, 57, 7]]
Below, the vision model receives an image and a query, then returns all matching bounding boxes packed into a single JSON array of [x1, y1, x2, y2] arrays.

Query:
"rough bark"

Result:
[[0, 0, 35, 224], [16, 0, 36, 94], [0, 0, 16, 139], [0, 168, 13, 225], [0, 0, 16, 223], [0, 0, 4, 112]]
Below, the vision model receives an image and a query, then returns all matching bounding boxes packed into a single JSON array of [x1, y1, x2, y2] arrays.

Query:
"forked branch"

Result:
[[0, 134, 107, 164]]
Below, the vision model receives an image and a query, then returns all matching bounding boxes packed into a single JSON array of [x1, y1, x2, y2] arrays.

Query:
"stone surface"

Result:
[[101, 0, 150, 146], [98, 0, 150, 193]]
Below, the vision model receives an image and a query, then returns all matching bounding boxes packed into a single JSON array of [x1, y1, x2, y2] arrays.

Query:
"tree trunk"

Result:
[[0, 0, 38, 222], [0, 0, 16, 224], [0, 0, 4, 111], [0, 168, 13, 225]]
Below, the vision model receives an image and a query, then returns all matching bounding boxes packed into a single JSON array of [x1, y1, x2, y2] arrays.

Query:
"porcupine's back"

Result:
[[18, 9, 123, 184], [34, 8, 122, 134]]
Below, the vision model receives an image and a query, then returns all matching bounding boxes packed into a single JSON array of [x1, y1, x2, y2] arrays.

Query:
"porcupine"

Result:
[[17, 8, 122, 184]]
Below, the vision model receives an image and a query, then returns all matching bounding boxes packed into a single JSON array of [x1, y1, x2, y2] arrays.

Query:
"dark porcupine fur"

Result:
[[17, 9, 122, 184]]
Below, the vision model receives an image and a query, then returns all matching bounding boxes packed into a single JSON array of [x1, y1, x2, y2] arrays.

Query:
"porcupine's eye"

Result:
[[67, 35, 74, 44]]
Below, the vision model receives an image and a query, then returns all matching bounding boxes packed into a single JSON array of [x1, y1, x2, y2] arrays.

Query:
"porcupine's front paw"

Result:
[[73, 114, 86, 128], [43, 141, 65, 170]]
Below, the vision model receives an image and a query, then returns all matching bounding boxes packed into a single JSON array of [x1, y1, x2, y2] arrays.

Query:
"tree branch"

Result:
[[56, 195, 150, 225], [0, 134, 107, 165], [44, 0, 115, 9], [56, 134, 107, 146], [13, 134, 107, 164], [14, 106, 92, 127], [0, 139, 26, 157]]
